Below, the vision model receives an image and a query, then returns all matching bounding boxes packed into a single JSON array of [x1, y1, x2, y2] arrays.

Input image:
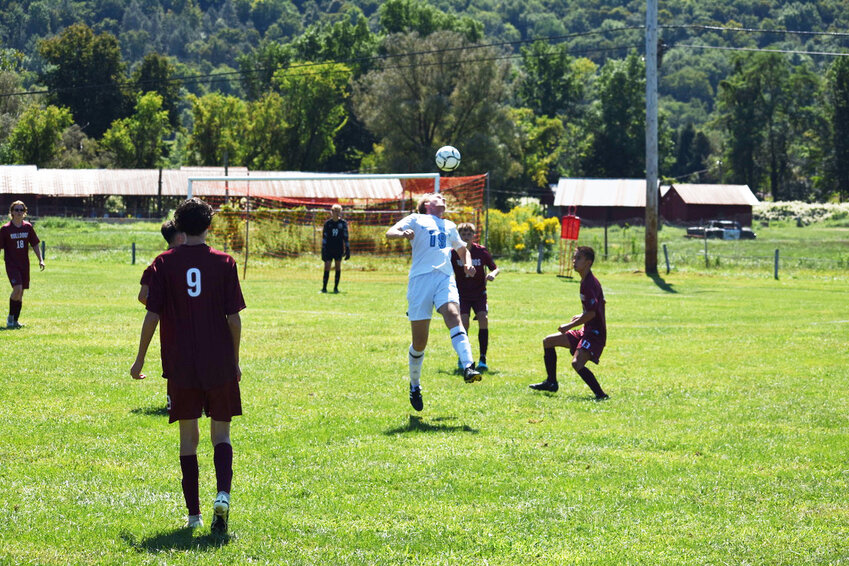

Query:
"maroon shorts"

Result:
[[565, 328, 605, 364], [167, 379, 242, 424], [459, 295, 488, 316], [5, 264, 29, 289]]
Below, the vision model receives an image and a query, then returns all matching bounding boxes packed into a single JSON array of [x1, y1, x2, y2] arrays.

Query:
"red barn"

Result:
[[660, 183, 758, 226]]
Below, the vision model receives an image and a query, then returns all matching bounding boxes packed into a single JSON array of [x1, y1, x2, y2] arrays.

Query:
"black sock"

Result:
[[577, 367, 606, 397], [334, 270, 341, 290], [544, 348, 557, 382], [179, 455, 200, 515], [322, 271, 329, 291], [10, 299, 22, 321], [213, 442, 233, 494], [478, 328, 488, 361]]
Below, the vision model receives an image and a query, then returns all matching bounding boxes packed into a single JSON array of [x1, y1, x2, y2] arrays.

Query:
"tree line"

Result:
[[1, 0, 849, 205]]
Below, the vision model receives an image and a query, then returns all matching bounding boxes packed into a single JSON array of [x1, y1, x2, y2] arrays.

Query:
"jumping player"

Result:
[[530, 245, 608, 399], [386, 193, 481, 412], [138, 220, 186, 305], [451, 223, 499, 371], [1, 201, 45, 329], [321, 204, 350, 293], [130, 198, 245, 534]]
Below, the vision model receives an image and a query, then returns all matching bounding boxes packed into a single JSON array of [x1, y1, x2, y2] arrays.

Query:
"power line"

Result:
[[673, 43, 849, 58], [663, 23, 849, 39]]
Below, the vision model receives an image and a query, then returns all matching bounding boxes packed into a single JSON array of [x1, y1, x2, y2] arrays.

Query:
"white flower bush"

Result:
[[754, 201, 849, 225]]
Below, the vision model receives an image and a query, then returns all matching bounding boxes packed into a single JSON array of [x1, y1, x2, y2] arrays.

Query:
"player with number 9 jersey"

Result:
[[146, 243, 245, 390]]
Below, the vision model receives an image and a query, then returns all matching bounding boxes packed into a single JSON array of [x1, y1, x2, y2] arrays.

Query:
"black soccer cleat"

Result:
[[529, 379, 559, 392], [409, 385, 423, 411], [463, 364, 482, 383], [594, 393, 610, 401]]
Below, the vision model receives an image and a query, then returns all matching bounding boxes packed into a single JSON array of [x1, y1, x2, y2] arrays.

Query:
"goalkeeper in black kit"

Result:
[[321, 204, 350, 293]]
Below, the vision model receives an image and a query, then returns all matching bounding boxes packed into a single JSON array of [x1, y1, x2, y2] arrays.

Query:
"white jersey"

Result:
[[391, 213, 465, 278]]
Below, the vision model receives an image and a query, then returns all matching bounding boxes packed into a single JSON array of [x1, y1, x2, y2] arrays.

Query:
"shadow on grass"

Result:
[[130, 406, 169, 417], [384, 415, 479, 435], [121, 528, 231, 553], [648, 272, 677, 293]]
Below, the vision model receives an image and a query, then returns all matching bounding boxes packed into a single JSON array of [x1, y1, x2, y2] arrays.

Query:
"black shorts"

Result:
[[167, 379, 242, 423], [322, 247, 344, 262]]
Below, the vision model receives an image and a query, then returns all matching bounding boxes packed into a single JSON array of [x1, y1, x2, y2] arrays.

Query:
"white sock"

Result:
[[449, 325, 473, 368], [408, 346, 425, 388]]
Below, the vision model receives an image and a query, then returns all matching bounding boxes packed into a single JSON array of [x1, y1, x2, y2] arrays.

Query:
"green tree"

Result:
[[102, 92, 172, 168], [717, 53, 800, 199], [353, 31, 512, 174], [584, 51, 646, 178], [131, 52, 183, 129], [518, 40, 584, 119], [186, 92, 248, 166], [828, 56, 849, 202], [510, 107, 566, 190], [238, 40, 295, 100], [5, 104, 73, 166], [267, 61, 352, 170], [37, 23, 128, 138], [240, 91, 289, 169], [377, 0, 484, 42]]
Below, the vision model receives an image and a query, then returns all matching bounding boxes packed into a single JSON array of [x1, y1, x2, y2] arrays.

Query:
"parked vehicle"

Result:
[[686, 220, 756, 240]]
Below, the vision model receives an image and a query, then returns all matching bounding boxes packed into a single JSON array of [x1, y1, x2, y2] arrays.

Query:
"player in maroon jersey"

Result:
[[530, 246, 608, 399], [138, 220, 185, 305], [451, 223, 499, 371], [130, 198, 245, 534], [1, 201, 45, 329]]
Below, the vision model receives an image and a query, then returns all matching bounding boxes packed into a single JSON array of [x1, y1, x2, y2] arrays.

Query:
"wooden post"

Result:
[[644, 0, 659, 275], [132, 242, 136, 265], [663, 243, 670, 274], [774, 249, 779, 280]]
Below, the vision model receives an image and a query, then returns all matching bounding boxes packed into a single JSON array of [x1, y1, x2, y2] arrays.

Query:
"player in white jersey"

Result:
[[386, 193, 482, 411]]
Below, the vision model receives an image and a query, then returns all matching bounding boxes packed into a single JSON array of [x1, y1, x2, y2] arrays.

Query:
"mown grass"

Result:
[[1, 222, 848, 565]]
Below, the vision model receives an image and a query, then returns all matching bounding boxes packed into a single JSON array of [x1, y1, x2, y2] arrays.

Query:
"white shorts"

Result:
[[407, 271, 459, 321]]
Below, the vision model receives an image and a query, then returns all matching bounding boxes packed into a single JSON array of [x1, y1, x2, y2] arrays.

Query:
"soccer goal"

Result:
[[184, 172, 487, 276]]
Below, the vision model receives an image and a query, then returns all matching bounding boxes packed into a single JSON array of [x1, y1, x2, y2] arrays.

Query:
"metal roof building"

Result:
[[553, 178, 651, 224], [660, 183, 758, 225], [0, 166, 404, 200]]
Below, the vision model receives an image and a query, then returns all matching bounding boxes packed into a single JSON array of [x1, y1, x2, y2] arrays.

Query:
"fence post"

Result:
[[41, 241, 46, 261], [132, 242, 136, 265], [536, 242, 544, 274], [663, 243, 670, 274], [774, 249, 779, 280]]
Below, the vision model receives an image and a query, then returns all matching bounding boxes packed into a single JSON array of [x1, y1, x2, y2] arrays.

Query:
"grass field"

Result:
[[1, 223, 848, 564]]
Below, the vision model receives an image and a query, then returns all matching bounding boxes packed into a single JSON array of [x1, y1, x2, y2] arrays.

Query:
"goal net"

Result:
[[186, 173, 487, 260]]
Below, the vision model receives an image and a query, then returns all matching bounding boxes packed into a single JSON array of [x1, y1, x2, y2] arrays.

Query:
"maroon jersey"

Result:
[[140, 263, 154, 286], [451, 243, 497, 300], [580, 271, 606, 341], [1, 221, 39, 270], [146, 244, 246, 390]]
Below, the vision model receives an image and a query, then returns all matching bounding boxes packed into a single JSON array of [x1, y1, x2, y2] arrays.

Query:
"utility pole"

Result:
[[645, 0, 659, 275]]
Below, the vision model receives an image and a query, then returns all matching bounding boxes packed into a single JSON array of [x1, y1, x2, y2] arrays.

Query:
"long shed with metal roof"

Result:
[[660, 183, 758, 226]]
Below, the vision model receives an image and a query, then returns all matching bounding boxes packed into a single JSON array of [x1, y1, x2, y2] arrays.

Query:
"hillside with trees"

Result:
[[1, 0, 849, 206]]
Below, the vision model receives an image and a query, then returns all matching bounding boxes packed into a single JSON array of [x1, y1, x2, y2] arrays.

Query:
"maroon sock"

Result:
[[213, 442, 233, 494], [478, 328, 489, 361], [179, 455, 200, 515], [577, 367, 606, 397], [544, 348, 557, 382], [10, 299, 22, 321]]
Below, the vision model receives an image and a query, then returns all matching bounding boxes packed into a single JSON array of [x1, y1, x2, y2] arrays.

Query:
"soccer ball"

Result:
[[435, 145, 461, 172]]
